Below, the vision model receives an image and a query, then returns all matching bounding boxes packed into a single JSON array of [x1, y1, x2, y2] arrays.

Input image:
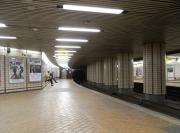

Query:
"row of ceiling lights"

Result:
[[0, 4, 124, 66], [54, 4, 124, 62]]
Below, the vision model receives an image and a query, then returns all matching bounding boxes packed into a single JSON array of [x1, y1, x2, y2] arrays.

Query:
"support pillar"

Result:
[[87, 65, 89, 81], [112, 57, 118, 92], [103, 57, 113, 90], [143, 42, 166, 101], [95, 59, 103, 88], [117, 52, 133, 93], [92, 63, 96, 83], [87, 64, 95, 85]]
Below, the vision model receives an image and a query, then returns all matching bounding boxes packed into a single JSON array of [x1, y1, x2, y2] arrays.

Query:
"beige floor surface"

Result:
[[0, 79, 179, 133]]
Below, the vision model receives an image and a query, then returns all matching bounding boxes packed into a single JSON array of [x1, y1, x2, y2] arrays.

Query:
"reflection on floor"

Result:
[[0, 79, 180, 133]]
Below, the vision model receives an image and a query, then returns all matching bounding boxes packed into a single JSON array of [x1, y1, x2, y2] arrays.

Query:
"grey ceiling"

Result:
[[0, 0, 180, 67]]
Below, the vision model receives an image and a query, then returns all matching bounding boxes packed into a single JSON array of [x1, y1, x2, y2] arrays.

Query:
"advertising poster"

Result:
[[9, 57, 25, 83], [136, 67, 143, 77], [29, 58, 41, 82], [167, 64, 174, 80]]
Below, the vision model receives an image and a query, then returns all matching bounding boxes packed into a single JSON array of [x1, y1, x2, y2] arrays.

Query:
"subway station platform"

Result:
[[0, 79, 180, 133]]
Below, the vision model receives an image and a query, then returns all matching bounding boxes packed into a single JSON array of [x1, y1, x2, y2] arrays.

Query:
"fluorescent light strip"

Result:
[[55, 50, 76, 53], [62, 5, 123, 14], [56, 38, 88, 42], [55, 45, 81, 49], [27, 50, 41, 54], [55, 53, 73, 56], [54, 56, 71, 58], [58, 27, 100, 32], [56, 57, 71, 60], [0, 23, 7, 28], [0, 36, 16, 39]]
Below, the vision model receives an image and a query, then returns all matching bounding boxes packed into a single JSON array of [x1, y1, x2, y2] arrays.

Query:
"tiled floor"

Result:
[[0, 79, 180, 133]]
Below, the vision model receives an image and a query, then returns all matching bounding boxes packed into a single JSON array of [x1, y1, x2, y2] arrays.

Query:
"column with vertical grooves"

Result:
[[103, 57, 113, 89], [117, 52, 133, 93], [143, 42, 166, 100], [95, 59, 104, 88]]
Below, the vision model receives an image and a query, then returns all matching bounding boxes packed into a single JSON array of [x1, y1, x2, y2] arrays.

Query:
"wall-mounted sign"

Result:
[[167, 64, 174, 80], [29, 58, 41, 82]]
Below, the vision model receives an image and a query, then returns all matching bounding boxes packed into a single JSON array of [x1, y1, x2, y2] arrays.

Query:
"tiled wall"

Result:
[[0, 56, 5, 93], [0, 48, 60, 94]]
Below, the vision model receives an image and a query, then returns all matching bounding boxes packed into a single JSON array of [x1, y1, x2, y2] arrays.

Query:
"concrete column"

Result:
[[95, 60, 103, 84], [91, 59, 103, 88], [143, 43, 166, 99], [87, 63, 96, 84], [87, 64, 91, 82], [89, 65, 92, 82], [103, 57, 113, 88], [92, 63, 96, 83], [87, 65, 90, 81], [117, 52, 133, 93], [89, 64, 93, 83], [112, 57, 118, 86]]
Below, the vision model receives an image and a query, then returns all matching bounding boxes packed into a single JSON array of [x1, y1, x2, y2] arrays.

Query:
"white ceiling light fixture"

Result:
[[53, 55, 72, 58], [55, 45, 81, 49], [56, 38, 88, 43], [10, 48, 18, 51], [0, 36, 16, 39], [62, 5, 124, 14], [55, 53, 74, 56], [27, 50, 41, 54], [55, 50, 77, 53], [0, 23, 7, 28], [58, 27, 100, 32]]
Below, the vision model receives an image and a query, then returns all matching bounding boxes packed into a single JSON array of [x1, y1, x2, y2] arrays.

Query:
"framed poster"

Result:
[[29, 58, 41, 82], [9, 57, 25, 83], [167, 64, 174, 80], [136, 67, 143, 76]]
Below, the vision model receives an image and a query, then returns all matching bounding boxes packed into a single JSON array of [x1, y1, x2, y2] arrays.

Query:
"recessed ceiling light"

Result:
[[32, 28, 38, 31], [61, 5, 124, 14], [0, 36, 16, 39], [0, 23, 7, 28], [55, 45, 81, 49], [56, 38, 88, 42], [55, 50, 76, 53], [58, 27, 100, 32]]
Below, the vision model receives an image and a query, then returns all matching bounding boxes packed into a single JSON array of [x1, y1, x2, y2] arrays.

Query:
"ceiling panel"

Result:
[[0, 0, 179, 67]]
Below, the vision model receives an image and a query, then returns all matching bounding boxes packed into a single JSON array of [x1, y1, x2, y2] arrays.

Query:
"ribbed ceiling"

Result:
[[0, 0, 180, 67]]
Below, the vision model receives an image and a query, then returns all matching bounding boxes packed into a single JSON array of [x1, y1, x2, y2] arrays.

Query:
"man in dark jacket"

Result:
[[48, 71, 53, 86], [50, 72, 58, 83]]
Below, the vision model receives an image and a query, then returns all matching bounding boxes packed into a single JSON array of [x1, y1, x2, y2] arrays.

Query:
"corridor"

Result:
[[0, 80, 179, 133]]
